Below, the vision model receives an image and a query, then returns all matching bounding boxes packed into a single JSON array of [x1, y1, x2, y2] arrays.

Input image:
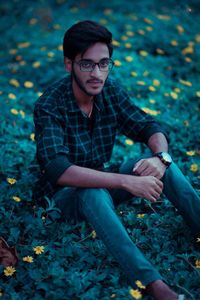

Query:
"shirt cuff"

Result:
[[44, 155, 74, 185]]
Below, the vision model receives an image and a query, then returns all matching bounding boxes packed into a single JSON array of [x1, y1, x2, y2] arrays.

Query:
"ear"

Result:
[[64, 57, 72, 73]]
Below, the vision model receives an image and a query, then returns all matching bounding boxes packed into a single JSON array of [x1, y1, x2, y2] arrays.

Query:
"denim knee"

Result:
[[77, 188, 115, 216]]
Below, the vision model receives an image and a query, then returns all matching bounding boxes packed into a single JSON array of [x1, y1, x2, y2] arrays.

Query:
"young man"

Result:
[[33, 20, 199, 300]]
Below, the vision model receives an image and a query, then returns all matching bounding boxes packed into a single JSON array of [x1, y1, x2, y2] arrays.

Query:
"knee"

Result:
[[77, 188, 114, 209]]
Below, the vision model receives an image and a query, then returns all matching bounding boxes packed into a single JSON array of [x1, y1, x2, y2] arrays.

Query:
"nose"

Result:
[[90, 64, 102, 77]]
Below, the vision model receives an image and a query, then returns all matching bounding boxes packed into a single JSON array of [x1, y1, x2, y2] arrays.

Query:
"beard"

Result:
[[71, 65, 107, 97], [71, 68, 94, 96]]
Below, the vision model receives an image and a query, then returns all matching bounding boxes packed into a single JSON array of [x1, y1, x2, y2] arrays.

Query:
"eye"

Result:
[[99, 59, 109, 68], [80, 61, 93, 68]]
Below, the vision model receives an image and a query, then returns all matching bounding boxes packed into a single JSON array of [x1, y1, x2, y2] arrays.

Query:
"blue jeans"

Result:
[[52, 159, 200, 287]]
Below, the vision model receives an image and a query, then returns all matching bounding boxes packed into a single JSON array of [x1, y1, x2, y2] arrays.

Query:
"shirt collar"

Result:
[[64, 77, 105, 113]]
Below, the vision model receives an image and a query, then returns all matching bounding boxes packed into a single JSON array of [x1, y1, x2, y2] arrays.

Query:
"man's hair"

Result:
[[63, 20, 113, 60]]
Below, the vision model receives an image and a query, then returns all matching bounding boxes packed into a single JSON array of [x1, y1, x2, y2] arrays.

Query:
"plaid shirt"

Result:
[[33, 75, 167, 203]]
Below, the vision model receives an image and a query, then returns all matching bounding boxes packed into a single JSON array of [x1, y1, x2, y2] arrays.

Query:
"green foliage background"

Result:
[[0, 0, 200, 299]]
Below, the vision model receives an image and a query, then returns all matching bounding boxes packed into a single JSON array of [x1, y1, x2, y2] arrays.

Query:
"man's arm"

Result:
[[133, 132, 169, 179], [57, 164, 163, 203]]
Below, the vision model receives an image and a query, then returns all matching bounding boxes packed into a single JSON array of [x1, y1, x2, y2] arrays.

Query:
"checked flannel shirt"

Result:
[[33, 75, 168, 203]]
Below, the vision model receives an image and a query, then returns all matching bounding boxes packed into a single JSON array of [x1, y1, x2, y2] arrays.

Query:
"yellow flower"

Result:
[[91, 230, 97, 239], [196, 238, 200, 243], [12, 196, 21, 202], [176, 25, 184, 34], [112, 40, 120, 47], [131, 71, 137, 77], [110, 293, 116, 298], [129, 288, 142, 299], [157, 14, 171, 20], [137, 81, 146, 86], [196, 91, 200, 97], [156, 48, 165, 55], [195, 260, 200, 268], [170, 92, 178, 100], [4, 266, 16, 277], [33, 246, 45, 255], [47, 52, 55, 58], [29, 18, 38, 25], [125, 56, 134, 62], [142, 107, 160, 116], [57, 44, 63, 51], [0, 289, 3, 297], [125, 139, 134, 146], [24, 81, 34, 88], [10, 108, 19, 115], [137, 214, 145, 218], [103, 8, 113, 15], [19, 110, 25, 118], [139, 50, 148, 56], [146, 26, 153, 31], [179, 79, 192, 87], [121, 35, 128, 41], [114, 60, 122, 67], [138, 29, 145, 35], [18, 42, 30, 48], [32, 61, 41, 68], [9, 48, 17, 55], [195, 34, 200, 42], [7, 178, 17, 185], [9, 79, 20, 87], [30, 133, 35, 141], [190, 164, 198, 172], [125, 43, 132, 48], [153, 79, 160, 86], [182, 46, 193, 55], [186, 151, 195, 156], [126, 31, 134, 37], [149, 86, 156, 92], [171, 40, 178, 46], [135, 280, 146, 289], [144, 18, 153, 24], [149, 99, 156, 104], [23, 256, 34, 263], [8, 93, 16, 99]]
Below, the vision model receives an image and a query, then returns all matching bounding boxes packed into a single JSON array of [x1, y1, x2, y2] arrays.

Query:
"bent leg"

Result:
[[77, 187, 162, 287], [163, 162, 200, 235]]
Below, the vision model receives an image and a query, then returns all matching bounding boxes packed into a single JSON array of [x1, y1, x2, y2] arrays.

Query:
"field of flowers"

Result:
[[0, 0, 200, 299]]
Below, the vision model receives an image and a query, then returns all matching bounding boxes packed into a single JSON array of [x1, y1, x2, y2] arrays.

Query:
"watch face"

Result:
[[162, 152, 172, 163]]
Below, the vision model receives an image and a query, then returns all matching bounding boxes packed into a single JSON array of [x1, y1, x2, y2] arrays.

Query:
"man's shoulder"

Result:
[[34, 76, 71, 108], [104, 77, 126, 94]]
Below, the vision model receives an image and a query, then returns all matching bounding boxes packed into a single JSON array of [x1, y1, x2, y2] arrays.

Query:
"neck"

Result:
[[72, 78, 93, 106]]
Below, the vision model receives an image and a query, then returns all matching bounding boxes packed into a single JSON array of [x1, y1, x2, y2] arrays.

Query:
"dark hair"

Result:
[[63, 20, 113, 60]]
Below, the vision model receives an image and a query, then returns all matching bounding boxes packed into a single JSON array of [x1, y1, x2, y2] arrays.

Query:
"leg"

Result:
[[52, 187, 86, 224], [77, 187, 162, 287], [163, 162, 200, 236]]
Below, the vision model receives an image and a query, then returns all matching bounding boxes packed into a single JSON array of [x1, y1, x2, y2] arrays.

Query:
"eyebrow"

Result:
[[80, 57, 110, 62]]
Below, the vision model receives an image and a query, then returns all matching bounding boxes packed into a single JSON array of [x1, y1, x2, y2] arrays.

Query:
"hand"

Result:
[[132, 157, 167, 179], [124, 175, 163, 202]]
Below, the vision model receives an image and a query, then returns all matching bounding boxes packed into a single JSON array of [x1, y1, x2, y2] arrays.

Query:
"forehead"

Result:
[[78, 42, 109, 61]]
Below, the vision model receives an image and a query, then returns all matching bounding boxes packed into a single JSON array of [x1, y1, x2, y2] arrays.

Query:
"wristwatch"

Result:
[[154, 152, 172, 168]]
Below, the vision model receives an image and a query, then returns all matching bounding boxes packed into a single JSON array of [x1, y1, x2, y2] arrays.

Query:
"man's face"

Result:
[[71, 42, 110, 97]]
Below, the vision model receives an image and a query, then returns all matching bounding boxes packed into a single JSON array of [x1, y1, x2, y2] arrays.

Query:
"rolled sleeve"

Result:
[[45, 155, 74, 185], [34, 103, 73, 185]]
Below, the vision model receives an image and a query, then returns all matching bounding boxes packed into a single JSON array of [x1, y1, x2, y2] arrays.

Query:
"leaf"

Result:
[[0, 237, 19, 266]]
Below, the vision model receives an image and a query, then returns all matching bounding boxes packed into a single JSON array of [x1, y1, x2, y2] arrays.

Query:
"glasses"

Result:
[[73, 58, 115, 72]]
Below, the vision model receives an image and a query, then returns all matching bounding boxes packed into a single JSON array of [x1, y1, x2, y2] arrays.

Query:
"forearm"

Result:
[[147, 132, 168, 154], [57, 165, 125, 189]]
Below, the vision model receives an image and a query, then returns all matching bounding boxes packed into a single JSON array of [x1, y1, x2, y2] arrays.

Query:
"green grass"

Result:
[[0, 0, 200, 299]]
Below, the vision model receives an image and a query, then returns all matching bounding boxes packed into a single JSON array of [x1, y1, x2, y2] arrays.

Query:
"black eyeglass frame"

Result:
[[72, 58, 115, 72]]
